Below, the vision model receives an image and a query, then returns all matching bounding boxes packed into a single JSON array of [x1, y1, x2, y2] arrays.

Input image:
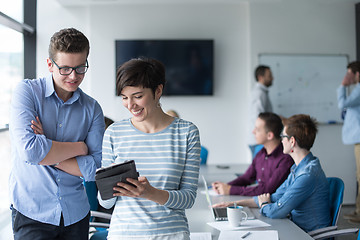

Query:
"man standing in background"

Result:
[[337, 61, 360, 223], [248, 65, 274, 158]]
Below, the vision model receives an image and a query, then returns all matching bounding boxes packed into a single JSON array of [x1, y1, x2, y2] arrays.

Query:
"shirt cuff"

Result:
[[76, 155, 95, 181], [253, 196, 260, 207]]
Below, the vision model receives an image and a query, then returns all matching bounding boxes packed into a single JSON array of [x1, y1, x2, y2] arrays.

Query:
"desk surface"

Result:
[[186, 164, 313, 240]]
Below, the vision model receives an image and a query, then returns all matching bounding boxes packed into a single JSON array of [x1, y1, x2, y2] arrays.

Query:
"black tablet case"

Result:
[[95, 160, 139, 200]]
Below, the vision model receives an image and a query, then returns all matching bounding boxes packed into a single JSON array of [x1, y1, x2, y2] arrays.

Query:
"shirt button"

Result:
[[58, 179, 60, 182], [261, 168, 264, 171], [59, 123, 62, 127], [278, 202, 281, 206], [59, 197, 62, 200], [258, 179, 261, 182], [265, 156, 268, 160]]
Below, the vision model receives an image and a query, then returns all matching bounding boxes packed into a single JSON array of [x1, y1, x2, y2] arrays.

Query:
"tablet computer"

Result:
[[95, 160, 139, 200]]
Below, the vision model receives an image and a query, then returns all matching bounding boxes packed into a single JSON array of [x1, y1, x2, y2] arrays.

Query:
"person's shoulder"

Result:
[[173, 118, 199, 130], [77, 89, 104, 111], [14, 77, 47, 96], [19, 77, 46, 88], [77, 88, 97, 102], [251, 83, 262, 92], [253, 147, 266, 160], [110, 119, 129, 128], [297, 156, 324, 179], [105, 119, 130, 133], [352, 83, 360, 92], [304, 157, 323, 173]]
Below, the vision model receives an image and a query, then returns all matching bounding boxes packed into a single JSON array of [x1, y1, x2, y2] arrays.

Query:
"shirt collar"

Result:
[[262, 143, 283, 157], [45, 74, 81, 104], [256, 82, 269, 92], [45, 74, 55, 98], [291, 152, 314, 172]]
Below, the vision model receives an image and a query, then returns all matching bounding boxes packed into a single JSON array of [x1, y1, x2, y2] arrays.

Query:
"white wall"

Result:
[[89, 3, 251, 165], [38, 0, 357, 203], [38, 1, 252, 165]]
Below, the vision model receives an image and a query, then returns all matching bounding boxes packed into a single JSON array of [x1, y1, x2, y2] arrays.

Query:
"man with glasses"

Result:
[[9, 28, 105, 240], [212, 112, 293, 196]]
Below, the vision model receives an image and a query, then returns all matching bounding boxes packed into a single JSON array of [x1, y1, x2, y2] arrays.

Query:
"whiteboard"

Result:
[[259, 54, 348, 123]]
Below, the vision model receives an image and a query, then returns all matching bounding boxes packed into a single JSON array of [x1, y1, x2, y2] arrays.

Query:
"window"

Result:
[[0, 0, 36, 220], [0, 26, 23, 128]]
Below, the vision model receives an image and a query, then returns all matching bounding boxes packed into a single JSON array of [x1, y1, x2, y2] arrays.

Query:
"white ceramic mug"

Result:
[[227, 206, 248, 227]]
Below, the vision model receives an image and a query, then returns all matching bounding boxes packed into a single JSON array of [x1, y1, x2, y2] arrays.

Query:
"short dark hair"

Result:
[[282, 114, 318, 151], [347, 61, 360, 75], [258, 112, 283, 139], [116, 57, 166, 97], [48, 28, 90, 61], [254, 65, 270, 82]]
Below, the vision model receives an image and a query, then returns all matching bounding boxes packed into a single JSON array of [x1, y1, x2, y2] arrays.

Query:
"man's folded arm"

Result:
[[39, 141, 88, 166]]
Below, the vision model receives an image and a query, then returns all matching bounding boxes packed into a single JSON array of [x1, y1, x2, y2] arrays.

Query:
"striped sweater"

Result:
[[98, 118, 201, 238]]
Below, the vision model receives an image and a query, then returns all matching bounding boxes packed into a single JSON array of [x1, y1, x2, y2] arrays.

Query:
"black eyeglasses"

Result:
[[51, 59, 89, 75], [280, 133, 292, 139]]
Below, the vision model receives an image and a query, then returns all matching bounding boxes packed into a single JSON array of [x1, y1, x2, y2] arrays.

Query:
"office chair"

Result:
[[310, 228, 359, 240], [89, 210, 111, 240], [308, 177, 349, 239], [84, 181, 111, 240], [200, 146, 208, 165]]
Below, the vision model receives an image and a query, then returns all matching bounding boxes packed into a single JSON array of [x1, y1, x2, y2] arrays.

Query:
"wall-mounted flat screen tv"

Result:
[[115, 40, 214, 96]]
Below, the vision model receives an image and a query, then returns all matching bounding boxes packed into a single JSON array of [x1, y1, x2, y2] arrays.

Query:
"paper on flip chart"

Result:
[[207, 219, 270, 231], [218, 230, 278, 240]]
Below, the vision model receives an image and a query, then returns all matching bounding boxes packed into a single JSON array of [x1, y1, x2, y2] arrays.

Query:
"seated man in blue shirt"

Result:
[[214, 114, 331, 232], [9, 28, 105, 240]]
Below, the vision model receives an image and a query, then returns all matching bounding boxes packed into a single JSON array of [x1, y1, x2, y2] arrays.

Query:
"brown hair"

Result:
[[116, 57, 166, 97], [258, 112, 283, 139], [48, 28, 90, 61], [347, 61, 360, 75], [283, 114, 318, 151], [254, 65, 270, 81]]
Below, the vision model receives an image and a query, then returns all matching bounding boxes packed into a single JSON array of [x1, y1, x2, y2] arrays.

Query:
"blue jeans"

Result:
[[11, 206, 90, 240]]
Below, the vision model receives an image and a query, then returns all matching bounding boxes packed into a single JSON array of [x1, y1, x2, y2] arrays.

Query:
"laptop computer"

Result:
[[201, 175, 255, 221]]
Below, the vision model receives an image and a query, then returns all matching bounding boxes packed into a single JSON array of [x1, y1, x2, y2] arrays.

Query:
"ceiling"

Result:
[[55, 0, 359, 7]]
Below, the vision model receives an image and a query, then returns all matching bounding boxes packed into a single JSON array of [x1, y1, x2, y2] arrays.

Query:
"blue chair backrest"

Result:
[[200, 146, 208, 165], [84, 180, 99, 211], [327, 177, 344, 227], [90, 231, 108, 240]]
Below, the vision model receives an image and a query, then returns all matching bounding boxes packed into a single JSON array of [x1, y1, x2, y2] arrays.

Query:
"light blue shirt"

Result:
[[337, 84, 360, 145], [9, 74, 105, 226], [254, 153, 331, 232], [248, 83, 273, 145], [99, 118, 201, 238]]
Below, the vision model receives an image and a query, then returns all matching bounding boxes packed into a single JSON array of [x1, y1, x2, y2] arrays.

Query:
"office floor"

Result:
[[336, 205, 359, 239], [0, 210, 12, 240]]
